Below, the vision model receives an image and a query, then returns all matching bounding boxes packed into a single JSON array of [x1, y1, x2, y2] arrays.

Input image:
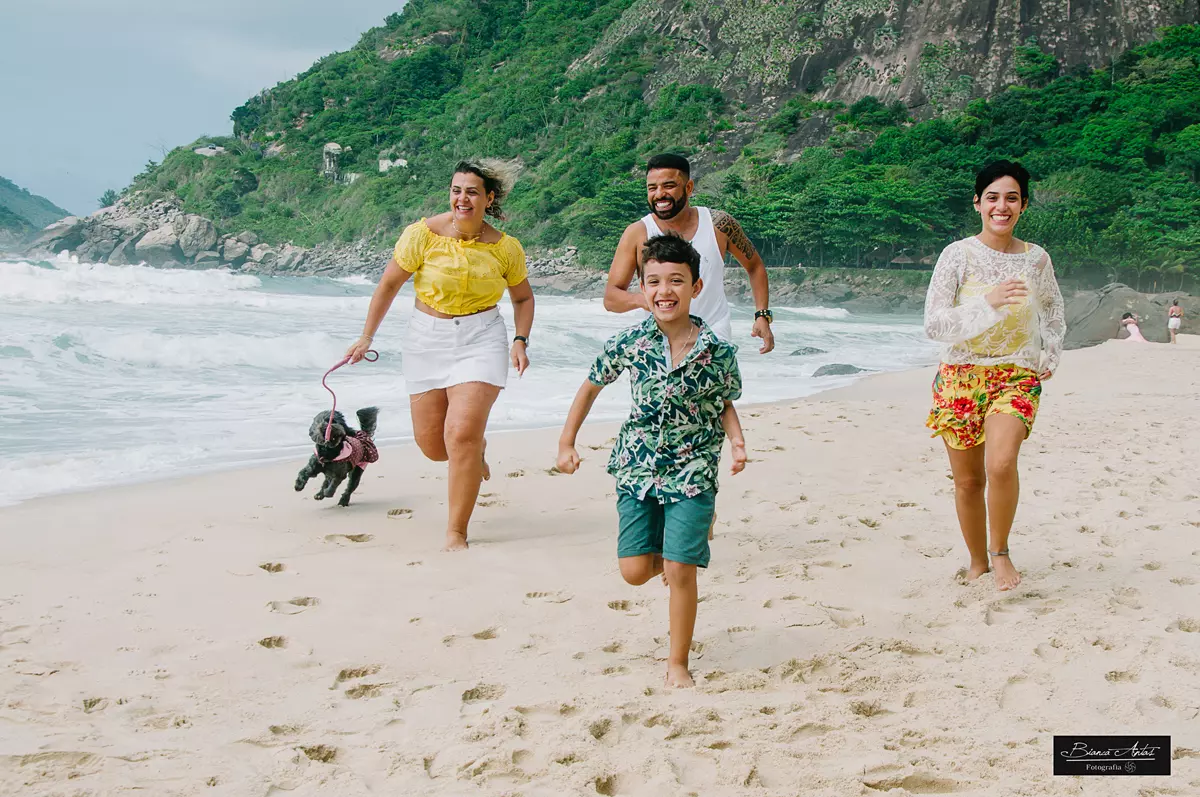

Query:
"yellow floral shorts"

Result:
[[926, 363, 1042, 450]]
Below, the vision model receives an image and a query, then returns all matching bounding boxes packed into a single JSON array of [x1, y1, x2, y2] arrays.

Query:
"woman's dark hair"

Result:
[[453, 158, 521, 220], [646, 153, 691, 177], [638, 233, 701, 282], [975, 160, 1032, 203], [1122, 312, 1134, 319]]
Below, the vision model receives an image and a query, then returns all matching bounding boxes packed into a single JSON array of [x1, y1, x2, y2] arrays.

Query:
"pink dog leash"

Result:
[[322, 349, 378, 442]]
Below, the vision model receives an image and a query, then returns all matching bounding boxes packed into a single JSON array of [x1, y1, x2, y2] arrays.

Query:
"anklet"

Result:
[[988, 549, 1010, 557]]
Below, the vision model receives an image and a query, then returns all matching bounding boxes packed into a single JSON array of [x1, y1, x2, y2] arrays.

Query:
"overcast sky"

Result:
[[0, 0, 405, 215]]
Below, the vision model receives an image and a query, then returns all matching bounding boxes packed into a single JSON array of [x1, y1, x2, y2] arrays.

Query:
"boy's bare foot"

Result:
[[991, 552, 1021, 591], [665, 663, 694, 688], [443, 531, 469, 552], [481, 439, 491, 482]]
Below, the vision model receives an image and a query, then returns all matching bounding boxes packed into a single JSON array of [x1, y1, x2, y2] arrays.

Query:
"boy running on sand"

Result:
[[557, 234, 746, 688]]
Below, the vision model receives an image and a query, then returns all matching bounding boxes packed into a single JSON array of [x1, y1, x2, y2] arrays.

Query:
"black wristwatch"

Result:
[[754, 309, 773, 323], [513, 335, 529, 346]]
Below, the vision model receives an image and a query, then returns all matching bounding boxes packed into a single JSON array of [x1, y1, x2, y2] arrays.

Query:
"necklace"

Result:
[[451, 218, 482, 241], [670, 323, 698, 368]]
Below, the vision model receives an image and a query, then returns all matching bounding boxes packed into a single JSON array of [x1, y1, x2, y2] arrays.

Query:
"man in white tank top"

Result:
[[604, 154, 774, 353]]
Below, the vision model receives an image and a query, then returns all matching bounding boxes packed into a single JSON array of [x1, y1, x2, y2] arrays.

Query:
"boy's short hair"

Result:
[[639, 233, 701, 283], [974, 159, 1032, 203], [646, 153, 691, 176]]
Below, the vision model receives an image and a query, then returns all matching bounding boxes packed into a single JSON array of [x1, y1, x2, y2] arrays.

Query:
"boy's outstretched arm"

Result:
[[720, 401, 747, 474], [557, 380, 605, 474]]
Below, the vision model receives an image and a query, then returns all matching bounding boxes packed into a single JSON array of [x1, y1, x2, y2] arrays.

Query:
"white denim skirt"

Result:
[[401, 307, 509, 394]]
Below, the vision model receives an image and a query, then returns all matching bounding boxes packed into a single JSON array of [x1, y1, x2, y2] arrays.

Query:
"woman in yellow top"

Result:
[[346, 159, 535, 551]]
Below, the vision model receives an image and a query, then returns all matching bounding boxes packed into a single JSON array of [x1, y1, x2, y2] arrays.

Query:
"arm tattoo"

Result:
[[712, 210, 759, 261]]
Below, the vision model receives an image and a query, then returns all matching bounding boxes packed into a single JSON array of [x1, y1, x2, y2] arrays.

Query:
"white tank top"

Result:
[[636, 206, 732, 342]]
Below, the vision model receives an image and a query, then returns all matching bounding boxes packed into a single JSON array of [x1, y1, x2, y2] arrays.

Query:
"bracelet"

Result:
[[754, 309, 773, 323], [513, 335, 529, 345]]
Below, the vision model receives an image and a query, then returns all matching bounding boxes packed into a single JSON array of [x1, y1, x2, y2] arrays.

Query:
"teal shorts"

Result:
[[616, 490, 715, 568]]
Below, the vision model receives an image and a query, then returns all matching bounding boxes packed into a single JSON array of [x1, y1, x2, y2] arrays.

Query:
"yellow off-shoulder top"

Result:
[[392, 219, 528, 315]]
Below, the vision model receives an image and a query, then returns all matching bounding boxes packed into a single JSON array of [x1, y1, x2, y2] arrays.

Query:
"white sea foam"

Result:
[[0, 258, 937, 505]]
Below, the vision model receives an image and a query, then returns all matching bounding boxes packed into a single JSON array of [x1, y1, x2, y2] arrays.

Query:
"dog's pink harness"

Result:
[[317, 430, 380, 469]]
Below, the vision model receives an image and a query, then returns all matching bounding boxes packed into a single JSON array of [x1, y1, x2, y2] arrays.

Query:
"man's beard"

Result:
[[649, 194, 686, 220]]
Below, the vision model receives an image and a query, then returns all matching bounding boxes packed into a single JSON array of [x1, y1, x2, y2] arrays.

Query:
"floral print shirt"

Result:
[[589, 315, 742, 503]]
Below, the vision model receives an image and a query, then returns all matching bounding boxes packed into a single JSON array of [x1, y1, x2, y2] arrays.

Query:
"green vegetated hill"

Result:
[[0, 177, 70, 240], [124, 0, 1200, 288]]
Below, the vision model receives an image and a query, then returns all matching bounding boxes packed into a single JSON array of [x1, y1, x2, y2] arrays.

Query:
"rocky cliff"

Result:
[[593, 0, 1198, 116]]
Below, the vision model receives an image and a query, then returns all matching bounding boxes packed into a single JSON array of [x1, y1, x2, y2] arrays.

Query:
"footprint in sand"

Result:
[[387, 508, 413, 519], [472, 627, 499, 640], [344, 682, 388, 699], [257, 636, 287, 649], [324, 534, 373, 544], [607, 599, 647, 615], [300, 745, 338, 763], [999, 675, 1047, 714], [259, 563, 286, 573], [524, 591, 573, 604], [331, 665, 381, 689], [1033, 640, 1066, 663], [268, 597, 320, 615], [863, 774, 964, 794], [817, 604, 865, 629], [985, 592, 1063, 625], [461, 684, 505, 703]]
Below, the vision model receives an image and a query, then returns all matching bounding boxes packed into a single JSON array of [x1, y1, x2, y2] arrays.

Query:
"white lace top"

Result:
[[923, 237, 1066, 374]]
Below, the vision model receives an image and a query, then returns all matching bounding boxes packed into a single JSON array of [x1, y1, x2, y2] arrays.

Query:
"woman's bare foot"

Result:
[[991, 553, 1021, 591], [443, 531, 469, 552], [965, 559, 990, 581], [481, 439, 491, 482], [665, 663, 694, 688]]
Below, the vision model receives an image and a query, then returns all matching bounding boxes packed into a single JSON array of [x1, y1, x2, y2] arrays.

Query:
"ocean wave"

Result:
[[0, 257, 270, 304], [776, 306, 852, 319], [11, 328, 361, 370]]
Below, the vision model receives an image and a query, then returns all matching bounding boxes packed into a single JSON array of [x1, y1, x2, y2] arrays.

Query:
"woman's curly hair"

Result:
[[453, 158, 522, 220]]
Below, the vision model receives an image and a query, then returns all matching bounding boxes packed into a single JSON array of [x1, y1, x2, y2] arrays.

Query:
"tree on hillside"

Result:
[[98, 189, 119, 207], [1014, 38, 1060, 88]]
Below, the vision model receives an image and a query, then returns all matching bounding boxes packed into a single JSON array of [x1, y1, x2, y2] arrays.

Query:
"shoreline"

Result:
[[0, 359, 930, 511]]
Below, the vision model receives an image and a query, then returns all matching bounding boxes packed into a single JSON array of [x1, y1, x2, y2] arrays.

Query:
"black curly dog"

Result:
[[294, 407, 379, 506]]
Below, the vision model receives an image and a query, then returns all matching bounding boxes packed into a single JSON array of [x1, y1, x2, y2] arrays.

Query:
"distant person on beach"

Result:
[[603, 153, 775, 353], [346, 159, 535, 551], [1119, 312, 1148, 342], [557, 234, 746, 688], [924, 160, 1065, 591], [1168, 300, 1183, 343]]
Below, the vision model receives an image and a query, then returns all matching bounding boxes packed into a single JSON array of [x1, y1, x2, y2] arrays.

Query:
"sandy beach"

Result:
[[1, 337, 1198, 796]]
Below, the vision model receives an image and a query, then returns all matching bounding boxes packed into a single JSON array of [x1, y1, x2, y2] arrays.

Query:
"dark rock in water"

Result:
[[789, 347, 827, 356], [813, 363, 867, 377]]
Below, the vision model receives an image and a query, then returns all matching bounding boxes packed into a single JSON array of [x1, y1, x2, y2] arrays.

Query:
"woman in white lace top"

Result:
[[924, 160, 1065, 591]]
